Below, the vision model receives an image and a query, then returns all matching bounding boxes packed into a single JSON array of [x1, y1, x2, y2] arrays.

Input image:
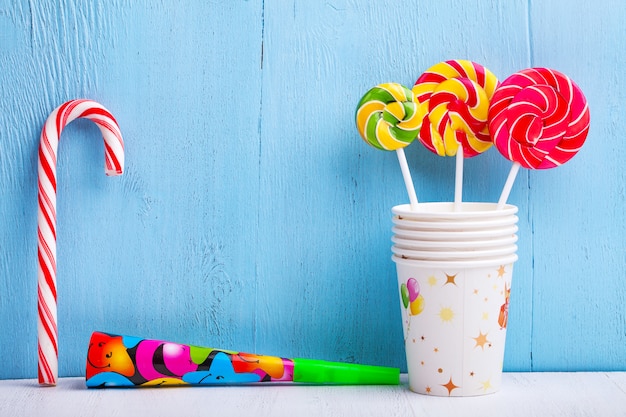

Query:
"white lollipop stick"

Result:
[[395, 148, 418, 210], [497, 162, 521, 209], [454, 147, 463, 211]]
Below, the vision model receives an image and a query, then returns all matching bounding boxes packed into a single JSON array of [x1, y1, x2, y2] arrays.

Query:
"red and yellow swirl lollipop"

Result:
[[413, 60, 499, 207], [488, 68, 590, 207], [413, 59, 499, 157], [356, 83, 423, 208]]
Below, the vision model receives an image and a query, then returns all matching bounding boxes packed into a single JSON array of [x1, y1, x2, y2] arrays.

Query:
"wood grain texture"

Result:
[[0, 373, 624, 417], [0, 0, 624, 380], [526, 0, 626, 371]]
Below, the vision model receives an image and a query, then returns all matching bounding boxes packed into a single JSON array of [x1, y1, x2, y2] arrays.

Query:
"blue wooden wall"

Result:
[[0, 0, 624, 379]]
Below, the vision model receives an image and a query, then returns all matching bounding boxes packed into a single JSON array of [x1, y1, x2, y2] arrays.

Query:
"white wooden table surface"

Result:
[[1, 373, 624, 417]]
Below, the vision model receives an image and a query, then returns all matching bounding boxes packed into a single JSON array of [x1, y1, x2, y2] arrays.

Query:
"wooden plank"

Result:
[[255, 0, 534, 372], [0, 0, 623, 382], [0, 374, 624, 417], [0, 0, 264, 378], [527, 0, 626, 371]]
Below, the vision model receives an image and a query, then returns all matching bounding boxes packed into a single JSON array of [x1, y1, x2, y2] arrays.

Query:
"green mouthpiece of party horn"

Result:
[[292, 358, 399, 385]]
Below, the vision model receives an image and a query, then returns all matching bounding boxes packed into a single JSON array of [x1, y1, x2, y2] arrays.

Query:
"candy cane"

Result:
[[37, 99, 124, 385]]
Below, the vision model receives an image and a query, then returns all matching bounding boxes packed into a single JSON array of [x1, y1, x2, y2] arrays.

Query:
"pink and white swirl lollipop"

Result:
[[488, 68, 590, 207]]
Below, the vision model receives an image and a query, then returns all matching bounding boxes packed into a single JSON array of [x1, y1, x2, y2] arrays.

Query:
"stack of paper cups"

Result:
[[392, 202, 518, 396]]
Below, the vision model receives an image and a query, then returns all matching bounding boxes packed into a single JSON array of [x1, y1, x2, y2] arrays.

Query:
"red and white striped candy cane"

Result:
[[37, 99, 124, 385]]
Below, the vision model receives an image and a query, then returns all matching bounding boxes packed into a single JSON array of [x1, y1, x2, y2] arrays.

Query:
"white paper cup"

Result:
[[392, 235, 518, 251], [393, 254, 516, 396], [392, 215, 518, 231], [393, 202, 518, 221], [392, 225, 519, 241], [392, 245, 518, 261]]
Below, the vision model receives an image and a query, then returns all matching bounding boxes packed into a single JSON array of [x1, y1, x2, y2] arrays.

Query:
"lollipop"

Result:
[[413, 60, 499, 209], [488, 67, 590, 208], [356, 83, 423, 209]]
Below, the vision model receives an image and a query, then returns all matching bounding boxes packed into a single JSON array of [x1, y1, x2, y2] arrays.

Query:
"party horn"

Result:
[[86, 332, 400, 388]]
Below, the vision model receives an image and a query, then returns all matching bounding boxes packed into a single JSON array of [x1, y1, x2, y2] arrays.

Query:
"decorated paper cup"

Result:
[[391, 245, 518, 261], [393, 254, 517, 396], [391, 225, 519, 241], [392, 215, 519, 231], [391, 235, 518, 251], [393, 202, 518, 221]]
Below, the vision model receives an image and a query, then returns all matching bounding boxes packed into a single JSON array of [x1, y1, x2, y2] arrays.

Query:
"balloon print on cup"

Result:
[[400, 278, 424, 342]]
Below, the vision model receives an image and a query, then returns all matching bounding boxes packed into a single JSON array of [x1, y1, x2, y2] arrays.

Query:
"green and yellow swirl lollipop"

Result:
[[356, 83, 423, 208]]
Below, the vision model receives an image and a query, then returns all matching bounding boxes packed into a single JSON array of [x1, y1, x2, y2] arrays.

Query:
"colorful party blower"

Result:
[[413, 60, 499, 210], [85, 332, 400, 387], [488, 68, 590, 208], [37, 100, 124, 386], [356, 83, 422, 210]]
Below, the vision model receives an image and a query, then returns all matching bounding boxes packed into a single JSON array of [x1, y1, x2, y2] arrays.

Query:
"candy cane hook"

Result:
[[37, 99, 124, 385]]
